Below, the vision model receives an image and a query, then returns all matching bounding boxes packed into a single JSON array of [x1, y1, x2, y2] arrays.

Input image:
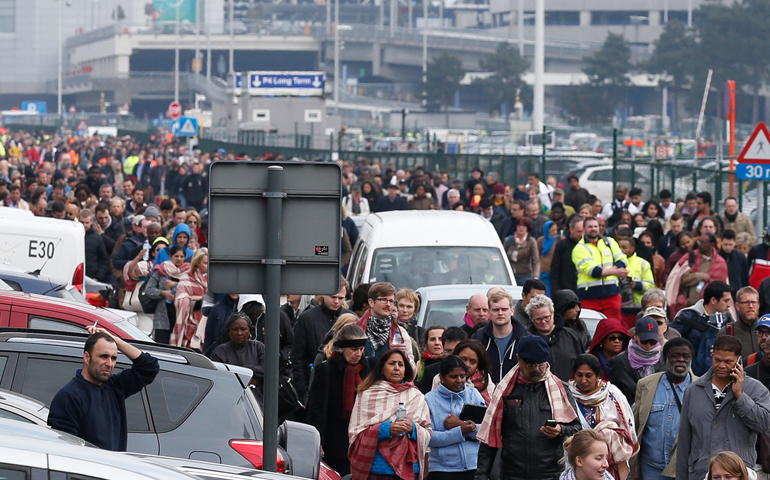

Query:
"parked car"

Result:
[[0, 417, 314, 480], [0, 290, 151, 341], [0, 389, 49, 425], [0, 330, 330, 480], [415, 284, 606, 338], [558, 163, 653, 204], [347, 211, 515, 292]]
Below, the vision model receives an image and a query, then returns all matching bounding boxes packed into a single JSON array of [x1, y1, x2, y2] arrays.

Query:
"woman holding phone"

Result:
[[424, 355, 486, 480]]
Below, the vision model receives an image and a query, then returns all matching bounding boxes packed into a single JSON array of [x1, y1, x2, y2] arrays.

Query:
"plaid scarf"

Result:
[[348, 381, 431, 480], [359, 311, 395, 352], [477, 363, 577, 448], [170, 269, 207, 348]]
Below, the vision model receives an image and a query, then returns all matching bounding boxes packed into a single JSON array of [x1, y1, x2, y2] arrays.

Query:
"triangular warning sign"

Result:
[[179, 119, 196, 134], [737, 122, 770, 164], [76, 119, 88, 131]]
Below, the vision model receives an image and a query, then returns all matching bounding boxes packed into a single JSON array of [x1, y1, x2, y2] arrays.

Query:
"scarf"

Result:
[[724, 211, 737, 223], [334, 352, 364, 421], [170, 269, 208, 348], [595, 349, 612, 381], [365, 314, 393, 352], [477, 363, 577, 448], [462, 312, 475, 329], [559, 466, 615, 480], [541, 220, 557, 257], [418, 350, 444, 382], [627, 339, 661, 377], [153, 260, 189, 279], [469, 370, 491, 404], [348, 381, 431, 480], [569, 379, 610, 407]]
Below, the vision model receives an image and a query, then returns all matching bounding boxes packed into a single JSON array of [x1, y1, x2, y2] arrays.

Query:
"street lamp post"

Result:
[[229, 0, 235, 76], [174, 1, 180, 103], [58, 0, 63, 116], [334, 0, 340, 113], [532, 0, 544, 131]]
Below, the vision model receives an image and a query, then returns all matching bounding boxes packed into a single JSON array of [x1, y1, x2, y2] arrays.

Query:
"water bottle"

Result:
[[142, 240, 151, 261], [392, 329, 403, 345], [696, 281, 705, 294], [395, 402, 407, 435]]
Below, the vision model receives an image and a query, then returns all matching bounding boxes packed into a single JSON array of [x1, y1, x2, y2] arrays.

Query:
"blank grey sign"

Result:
[[208, 161, 342, 295]]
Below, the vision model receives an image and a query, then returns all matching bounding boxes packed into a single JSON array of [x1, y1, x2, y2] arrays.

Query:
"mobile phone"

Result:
[[545, 419, 558, 428]]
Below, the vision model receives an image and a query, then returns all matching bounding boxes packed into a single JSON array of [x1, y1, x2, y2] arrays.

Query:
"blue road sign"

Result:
[[170, 116, 199, 137], [736, 163, 770, 180], [247, 71, 324, 96], [21, 101, 47, 114]]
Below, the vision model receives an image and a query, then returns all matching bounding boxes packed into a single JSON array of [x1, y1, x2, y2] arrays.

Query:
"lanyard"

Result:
[[668, 377, 683, 412]]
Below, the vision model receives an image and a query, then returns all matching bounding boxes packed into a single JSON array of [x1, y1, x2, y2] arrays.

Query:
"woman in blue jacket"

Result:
[[424, 355, 486, 480]]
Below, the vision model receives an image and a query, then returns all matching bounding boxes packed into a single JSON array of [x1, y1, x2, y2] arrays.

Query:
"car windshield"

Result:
[[0, 278, 11, 291], [370, 246, 511, 291], [111, 318, 154, 342], [423, 300, 472, 328]]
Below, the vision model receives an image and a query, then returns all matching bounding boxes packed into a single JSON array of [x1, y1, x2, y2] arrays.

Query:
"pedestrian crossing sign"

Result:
[[171, 116, 199, 137], [737, 121, 770, 164]]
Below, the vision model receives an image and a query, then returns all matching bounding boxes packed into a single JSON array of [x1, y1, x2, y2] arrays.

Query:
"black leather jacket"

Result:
[[475, 379, 582, 480]]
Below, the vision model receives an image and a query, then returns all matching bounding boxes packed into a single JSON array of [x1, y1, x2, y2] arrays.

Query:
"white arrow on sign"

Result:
[[312, 76, 322, 88], [251, 74, 261, 88]]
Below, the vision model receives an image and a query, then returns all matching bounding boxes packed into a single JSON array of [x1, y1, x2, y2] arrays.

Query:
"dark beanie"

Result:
[[517, 335, 549, 363]]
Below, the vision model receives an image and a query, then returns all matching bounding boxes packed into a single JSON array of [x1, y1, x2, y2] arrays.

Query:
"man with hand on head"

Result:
[[48, 326, 160, 451]]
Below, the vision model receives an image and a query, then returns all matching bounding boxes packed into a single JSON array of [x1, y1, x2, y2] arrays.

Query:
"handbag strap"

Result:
[[668, 377, 683, 412]]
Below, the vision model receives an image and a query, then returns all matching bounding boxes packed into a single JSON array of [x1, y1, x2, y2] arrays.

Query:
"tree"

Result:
[[558, 84, 613, 125], [424, 53, 464, 114], [583, 32, 633, 114], [474, 42, 530, 117], [646, 20, 696, 129]]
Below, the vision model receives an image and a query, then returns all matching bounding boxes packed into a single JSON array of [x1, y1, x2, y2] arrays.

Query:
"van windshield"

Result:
[[369, 246, 511, 291]]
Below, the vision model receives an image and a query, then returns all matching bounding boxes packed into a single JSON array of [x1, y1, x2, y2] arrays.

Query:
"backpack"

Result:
[[676, 309, 731, 375]]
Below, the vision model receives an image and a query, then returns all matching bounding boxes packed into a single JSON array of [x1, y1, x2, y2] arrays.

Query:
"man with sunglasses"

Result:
[[745, 315, 770, 367], [610, 316, 665, 405], [718, 286, 762, 359]]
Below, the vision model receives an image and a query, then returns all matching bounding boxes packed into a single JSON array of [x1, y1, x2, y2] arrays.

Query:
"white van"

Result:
[[0, 208, 86, 292], [347, 210, 515, 292]]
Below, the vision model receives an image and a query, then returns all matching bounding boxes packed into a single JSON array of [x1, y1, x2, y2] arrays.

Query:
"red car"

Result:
[[0, 291, 152, 340]]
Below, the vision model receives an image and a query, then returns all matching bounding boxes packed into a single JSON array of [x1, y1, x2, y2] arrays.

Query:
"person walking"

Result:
[[677, 335, 770, 480], [305, 324, 375, 476], [629, 337, 695, 480], [550, 217, 584, 294], [525, 294, 585, 382], [588, 318, 630, 381], [471, 290, 531, 384], [609, 316, 665, 405], [503, 217, 540, 285], [559, 430, 614, 480], [572, 217, 628, 320], [718, 286, 762, 358], [425, 355, 486, 480], [210, 312, 267, 403], [171, 247, 208, 349], [357, 282, 417, 369], [475, 335, 582, 480], [568, 354, 637, 480], [347, 349, 432, 480]]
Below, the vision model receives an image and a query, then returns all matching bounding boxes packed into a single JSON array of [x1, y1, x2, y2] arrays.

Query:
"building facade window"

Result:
[[523, 11, 580, 26], [591, 10, 649, 26]]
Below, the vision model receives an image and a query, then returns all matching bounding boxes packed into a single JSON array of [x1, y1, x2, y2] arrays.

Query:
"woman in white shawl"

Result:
[[569, 354, 638, 480]]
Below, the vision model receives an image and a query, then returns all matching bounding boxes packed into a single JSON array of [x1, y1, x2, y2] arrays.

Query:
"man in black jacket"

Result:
[[112, 215, 148, 272], [656, 212, 685, 260], [203, 294, 240, 357], [292, 281, 353, 400], [79, 209, 110, 283], [549, 216, 583, 293], [48, 327, 159, 451], [182, 161, 208, 212], [719, 229, 749, 297], [610, 316, 665, 404], [94, 203, 124, 255], [475, 335, 582, 480], [471, 290, 530, 383], [374, 183, 407, 212]]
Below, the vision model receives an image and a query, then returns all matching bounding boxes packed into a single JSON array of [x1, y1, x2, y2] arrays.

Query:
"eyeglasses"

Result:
[[531, 314, 552, 323], [524, 361, 547, 369], [187, 220, 199, 225], [737, 300, 759, 306], [376, 298, 396, 305], [606, 335, 624, 342]]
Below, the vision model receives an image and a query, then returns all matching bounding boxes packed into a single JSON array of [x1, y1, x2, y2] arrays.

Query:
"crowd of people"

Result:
[[4, 130, 770, 480]]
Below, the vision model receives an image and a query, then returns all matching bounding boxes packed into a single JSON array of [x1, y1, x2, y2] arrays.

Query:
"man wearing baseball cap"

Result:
[[610, 316, 665, 404], [745, 314, 770, 367], [475, 335, 581, 480], [644, 305, 681, 345]]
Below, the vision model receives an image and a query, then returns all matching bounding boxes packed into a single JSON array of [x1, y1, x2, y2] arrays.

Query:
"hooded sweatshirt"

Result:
[[588, 317, 630, 381], [552, 289, 591, 351], [153, 223, 194, 266]]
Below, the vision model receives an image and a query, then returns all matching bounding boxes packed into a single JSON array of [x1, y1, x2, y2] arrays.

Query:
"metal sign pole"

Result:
[[263, 165, 285, 472]]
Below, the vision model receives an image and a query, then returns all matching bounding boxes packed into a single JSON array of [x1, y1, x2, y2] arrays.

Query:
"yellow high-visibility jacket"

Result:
[[572, 236, 628, 300]]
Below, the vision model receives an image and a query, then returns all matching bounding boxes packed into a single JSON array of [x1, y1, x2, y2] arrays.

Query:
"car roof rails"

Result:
[[0, 328, 217, 370]]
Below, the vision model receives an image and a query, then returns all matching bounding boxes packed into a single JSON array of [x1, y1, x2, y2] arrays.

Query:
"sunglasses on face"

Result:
[[640, 339, 658, 346], [606, 335, 624, 342]]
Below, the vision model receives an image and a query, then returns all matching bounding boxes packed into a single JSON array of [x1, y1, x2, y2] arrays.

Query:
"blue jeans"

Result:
[[640, 461, 673, 480]]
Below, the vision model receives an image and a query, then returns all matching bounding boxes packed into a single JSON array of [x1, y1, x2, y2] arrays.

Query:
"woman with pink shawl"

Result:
[[171, 247, 208, 348], [348, 349, 432, 480]]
